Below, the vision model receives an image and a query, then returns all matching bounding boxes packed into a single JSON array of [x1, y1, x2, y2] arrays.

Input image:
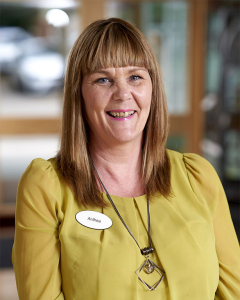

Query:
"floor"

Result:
[[0, 269, 18, 300]]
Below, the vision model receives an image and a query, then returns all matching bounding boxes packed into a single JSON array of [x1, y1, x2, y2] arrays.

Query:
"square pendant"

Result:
[[135, 258, 165, 291]]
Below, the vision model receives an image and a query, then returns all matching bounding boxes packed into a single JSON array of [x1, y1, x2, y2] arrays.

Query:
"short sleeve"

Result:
[[183, 153, 240, 299], [12, 158, 64, 300]]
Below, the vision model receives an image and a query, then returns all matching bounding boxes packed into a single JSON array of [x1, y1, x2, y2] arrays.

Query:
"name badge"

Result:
[[75, 211, 112, 230]]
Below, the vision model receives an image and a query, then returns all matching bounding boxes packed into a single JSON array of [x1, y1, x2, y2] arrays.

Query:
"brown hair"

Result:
[[56, 18, 171, 207]]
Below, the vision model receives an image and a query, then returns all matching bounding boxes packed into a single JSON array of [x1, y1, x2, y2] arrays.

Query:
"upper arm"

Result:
[[213, 180, 240, 299], [12, 158, 64, 300], [183, 153, 240, 299]]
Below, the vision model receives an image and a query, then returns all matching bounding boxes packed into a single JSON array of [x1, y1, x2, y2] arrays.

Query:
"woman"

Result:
[[12, 18, 240, 300]]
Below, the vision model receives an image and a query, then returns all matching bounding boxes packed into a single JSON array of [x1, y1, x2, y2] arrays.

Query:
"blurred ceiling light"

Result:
[[46, 9, 70, 27], [23, 0, 79, 9]]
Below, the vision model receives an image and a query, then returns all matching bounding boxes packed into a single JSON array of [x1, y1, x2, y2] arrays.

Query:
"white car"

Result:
[[0, 27, 31, 73], [11, 37, 66, 93]]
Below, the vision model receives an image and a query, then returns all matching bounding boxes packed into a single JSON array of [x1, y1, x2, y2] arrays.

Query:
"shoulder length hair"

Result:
[[56, 18, 171, 207]]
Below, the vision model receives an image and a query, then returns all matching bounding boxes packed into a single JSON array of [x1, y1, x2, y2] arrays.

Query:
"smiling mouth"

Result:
[[107, 111, 135, 118]]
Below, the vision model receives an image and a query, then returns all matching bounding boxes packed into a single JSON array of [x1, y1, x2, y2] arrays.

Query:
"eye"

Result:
[[129, 75, 142, 81], [95, 77, 110, 84]]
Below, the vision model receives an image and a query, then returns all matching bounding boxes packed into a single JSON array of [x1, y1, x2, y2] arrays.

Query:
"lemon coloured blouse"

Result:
[[12, 150, 240, 300]]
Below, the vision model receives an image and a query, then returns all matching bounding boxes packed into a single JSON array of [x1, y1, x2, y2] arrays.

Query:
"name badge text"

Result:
[[75, 211, 112, 230]]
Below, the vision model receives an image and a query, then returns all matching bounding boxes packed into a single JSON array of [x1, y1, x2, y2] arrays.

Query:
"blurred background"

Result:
[[0, 0, 239, 298]]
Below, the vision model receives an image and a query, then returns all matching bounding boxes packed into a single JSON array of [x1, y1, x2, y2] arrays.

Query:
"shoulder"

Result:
[[166, 149, 223, 216], [166, 149, 217, 176], [18, 157, 61, 195], [16, 157, 64, 228], [20, 157, 58, 180]]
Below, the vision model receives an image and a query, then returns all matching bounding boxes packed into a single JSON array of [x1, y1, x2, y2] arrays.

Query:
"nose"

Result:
[[112, 80, 132, 102]]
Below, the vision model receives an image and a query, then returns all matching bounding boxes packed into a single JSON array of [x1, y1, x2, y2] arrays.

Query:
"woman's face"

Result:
[[82, 66, 152, 147]]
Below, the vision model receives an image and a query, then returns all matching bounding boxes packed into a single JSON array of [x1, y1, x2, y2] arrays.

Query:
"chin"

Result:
[[111, 131, 142, 144]]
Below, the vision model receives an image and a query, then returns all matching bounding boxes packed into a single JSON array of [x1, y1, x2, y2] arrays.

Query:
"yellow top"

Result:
[[12, 150, 240, 300]]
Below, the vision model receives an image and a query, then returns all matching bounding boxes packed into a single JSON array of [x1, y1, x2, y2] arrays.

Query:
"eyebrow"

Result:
[[90, 67, 148, 76]]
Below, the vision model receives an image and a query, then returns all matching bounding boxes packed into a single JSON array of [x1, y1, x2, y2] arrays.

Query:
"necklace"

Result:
[[94, 165, 165, 291]]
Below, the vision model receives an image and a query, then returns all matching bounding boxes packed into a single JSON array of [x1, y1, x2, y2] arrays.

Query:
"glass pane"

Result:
[[224, 130, 240, 181], [0, 1, 80, 118], [0, 135, 59, 205], [204, 5, 240, 209], [166, 135, 186, 153], [140, 2, 189, 115], [105, 2, 138, 26], [224, 66, 240, 113], [105, 1, 189, 115]]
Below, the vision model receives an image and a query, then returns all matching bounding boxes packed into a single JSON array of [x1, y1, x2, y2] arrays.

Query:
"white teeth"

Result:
[[108, 111, 135, 118]]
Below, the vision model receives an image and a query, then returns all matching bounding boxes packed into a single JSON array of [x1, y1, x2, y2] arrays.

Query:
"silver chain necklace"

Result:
[[93, 165, 165, 291]]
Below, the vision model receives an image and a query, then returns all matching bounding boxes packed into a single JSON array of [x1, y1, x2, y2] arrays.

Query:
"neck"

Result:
[[89, 136, 145, 197]]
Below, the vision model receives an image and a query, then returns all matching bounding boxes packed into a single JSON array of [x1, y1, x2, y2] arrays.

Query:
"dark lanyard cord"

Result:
[[93, 163, 153, 254]]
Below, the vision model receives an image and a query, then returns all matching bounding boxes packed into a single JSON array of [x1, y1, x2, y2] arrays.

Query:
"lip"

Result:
[[106, 111, 136, 121], [106, 109, 135, 112]]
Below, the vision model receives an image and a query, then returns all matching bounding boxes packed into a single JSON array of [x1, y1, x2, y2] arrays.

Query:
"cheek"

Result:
[[83, 97, 98, 117], [83, 94, 108, 129], [147, 87, 153, 110], [140, 86, 152, 111], [84, 90, 109, 112]]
